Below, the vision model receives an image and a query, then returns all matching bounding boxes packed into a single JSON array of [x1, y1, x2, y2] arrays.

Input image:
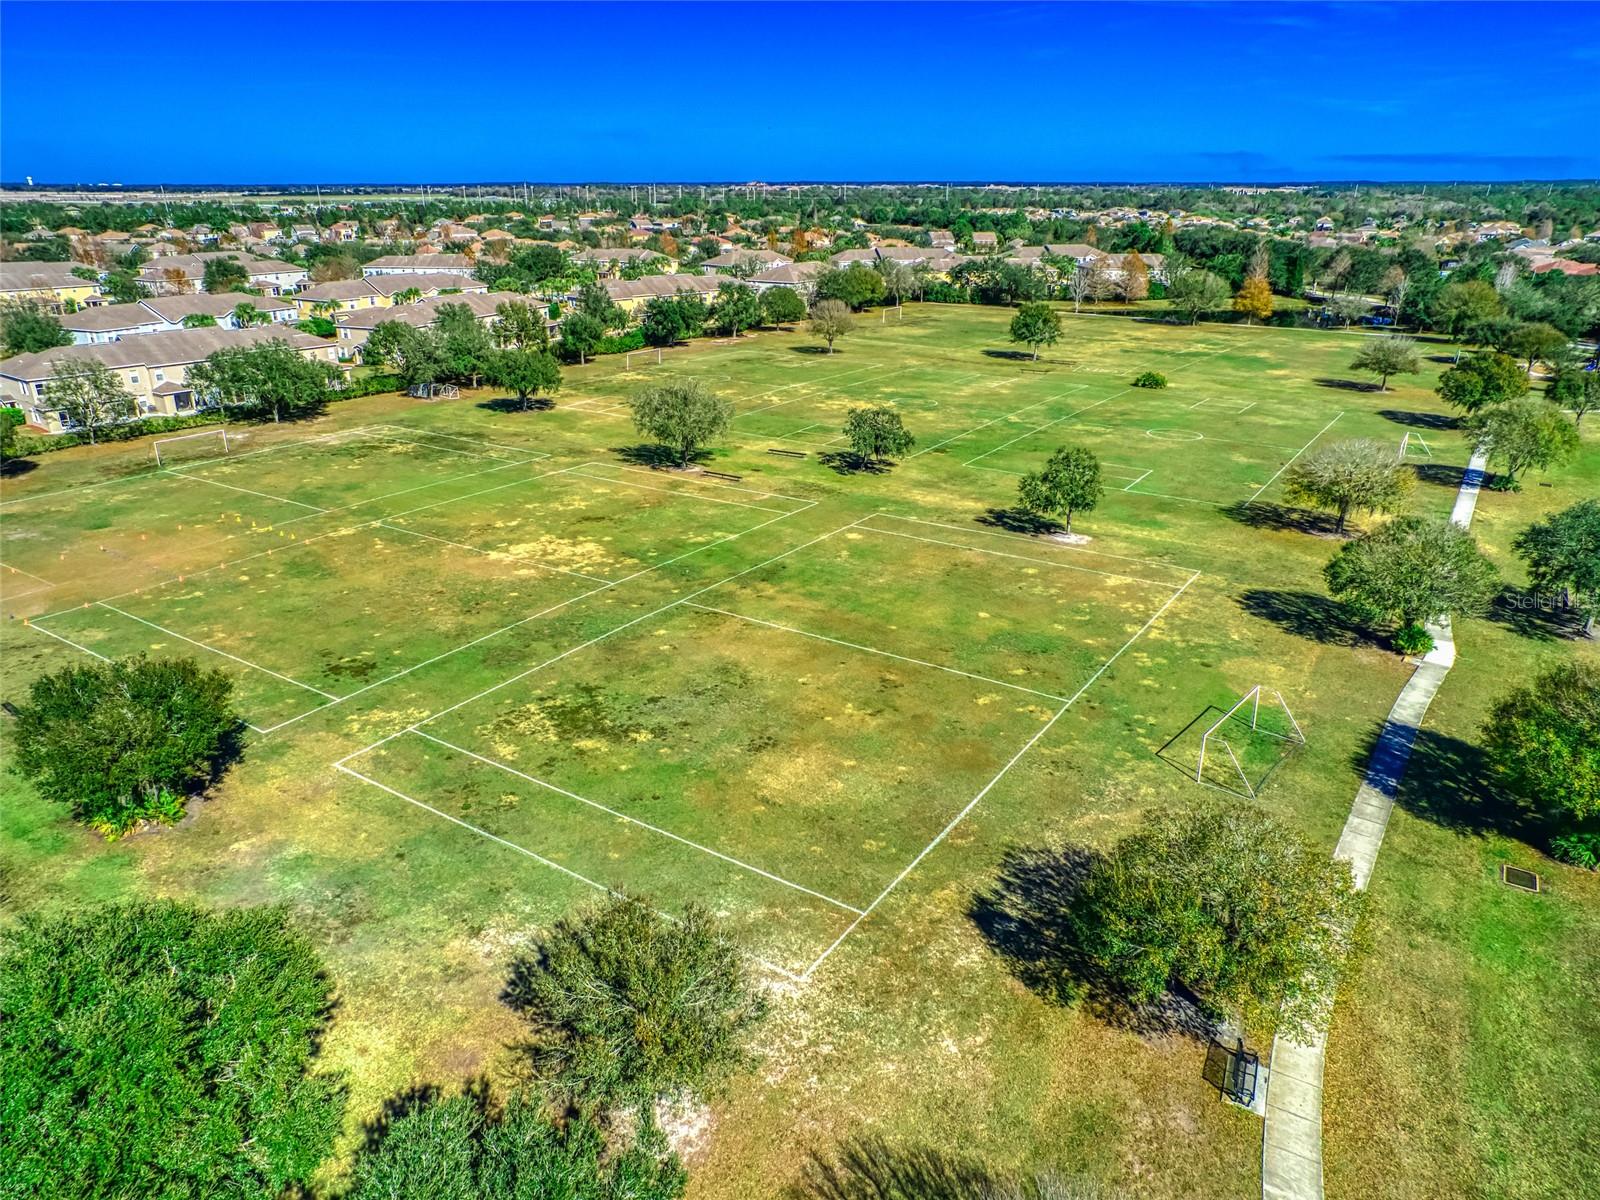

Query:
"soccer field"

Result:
[[8, 302, 1593, 1200]]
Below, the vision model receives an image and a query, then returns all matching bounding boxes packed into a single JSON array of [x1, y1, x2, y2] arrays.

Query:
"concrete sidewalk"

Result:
[[1260, 450, 1489, 1200]]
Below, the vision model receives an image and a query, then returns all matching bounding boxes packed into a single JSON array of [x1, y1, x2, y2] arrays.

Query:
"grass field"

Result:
[[2, 303, 1593, 1198]]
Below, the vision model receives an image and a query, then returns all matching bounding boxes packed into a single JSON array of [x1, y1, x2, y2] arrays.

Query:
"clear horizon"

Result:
[[2, 1, 1597, 184]]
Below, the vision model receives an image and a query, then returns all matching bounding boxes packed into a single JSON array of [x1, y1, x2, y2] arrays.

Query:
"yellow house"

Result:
[[289, 279, 391, 320], [0, 262, 102, 311]]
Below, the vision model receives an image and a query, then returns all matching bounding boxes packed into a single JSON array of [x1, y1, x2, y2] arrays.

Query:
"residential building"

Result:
[[701, 248, 792, 275], [748, 261, 824, 294], [1, 325, 344, 433], [326, 221, 360, 243], [0, 262, 102, 311], [136, 252, 307, 296], [290, 279, 392, 318], [575, 273, 722, 316], [138, 293, 298, 330], [571, 247, 672, 276], [364, 273, 487, 300], [333, 291, 514, 357], [361, 253, 475, 277]]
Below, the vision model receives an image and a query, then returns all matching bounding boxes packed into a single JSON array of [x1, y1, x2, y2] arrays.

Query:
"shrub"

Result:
[[12, 656, 240, 836], [595, 328, 646, 355], [1131, 371, 1167, 389], [0, 901, 343, 1198], [1393, 622, 1435, 657], [504, 895, 767, 1110], [1550, 830, 1600, 870]]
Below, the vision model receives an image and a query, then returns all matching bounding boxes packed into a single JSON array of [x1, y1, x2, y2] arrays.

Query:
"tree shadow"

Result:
[[1379, 409, 1459, 430], [1237, 589, 1387, 649], [610, 443, 709, 470], [358, 1079, 491, 1154], [1221, 500, 1341, 537], [792, 1136, 1007, 1200], [1348, 719, 1535, 840], [969, 844, 1219, 1042], [477, 396, 553, 413], [976, 506, 1063, 535], [1484, 584, 1589, 642], [817, 450, 890, 475], [981, 348, 1039, 362], [1414, 462, 1468, 490], [789, 345, 835, 355], [0, 457, 38, 478], [1314, 377, 1380, 392]]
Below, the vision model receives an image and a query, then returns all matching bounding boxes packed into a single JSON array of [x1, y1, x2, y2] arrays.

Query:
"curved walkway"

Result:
[[1260, 450, 1489, 1200]]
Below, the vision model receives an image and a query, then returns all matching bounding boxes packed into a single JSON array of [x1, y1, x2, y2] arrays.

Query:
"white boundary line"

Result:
[[682, 602, 1073, 703], [408, 729, 866, 915], [331, 762, 810, 985], [799, 568, 1201, 980], [164, 469, 331, 512], [563, 470, 791, 515], [581, 461, 814, 506], [368, 423, 551, 459], [1248, 411, 1346, 500], [374, 521, 613, 585], [907, 385, 1089, 460], [962, 388, 1132, 467], [866, 513, 1202, 574], [852, 520, 1191, 589]]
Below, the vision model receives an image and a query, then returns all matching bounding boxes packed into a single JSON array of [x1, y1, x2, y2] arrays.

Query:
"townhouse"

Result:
[[571, 247, 674, 276], [57, 294, 297, 344], [747, 261, 824, 294], [0, 326, 344, 433], [0, 262, 103, 311], [700, 249, 792, 275], [332, 291, 516, 357], [578, 273, 723, 316], [136, 252, 308, 296], [361, 253, 475, 277], [292, 273, 487, 319]]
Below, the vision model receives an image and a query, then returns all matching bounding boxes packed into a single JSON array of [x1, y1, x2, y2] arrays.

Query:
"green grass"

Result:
[[1, 303, 1592, 1198]]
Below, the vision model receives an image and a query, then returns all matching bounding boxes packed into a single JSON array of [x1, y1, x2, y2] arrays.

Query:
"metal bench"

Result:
[[766, 448, 806, 459]]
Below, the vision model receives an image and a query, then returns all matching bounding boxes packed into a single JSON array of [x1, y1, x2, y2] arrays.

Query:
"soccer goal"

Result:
[[624, 348, 663, 369], [1196, 685, 1306, 799], [1398, 431, 1433, 460], [880, 305, 904, 323], [153, 427, 238, 466]]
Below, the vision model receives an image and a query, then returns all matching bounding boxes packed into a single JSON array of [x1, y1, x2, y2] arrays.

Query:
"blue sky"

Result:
[[2, 1, 1596, 183]]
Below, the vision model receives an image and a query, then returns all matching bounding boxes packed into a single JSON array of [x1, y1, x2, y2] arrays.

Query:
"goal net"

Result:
[[153, 427, 240, 466], [1195, 685, 1306, 798]]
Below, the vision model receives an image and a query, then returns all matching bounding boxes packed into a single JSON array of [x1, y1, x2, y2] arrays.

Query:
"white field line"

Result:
[[94, 603, 342, 699], [962, 388, 1133, 467], [408, 518, 865, 734], [867, 514, 1204, 576], [374, 521, 613, 584], [164, 469, 331, 512], [1123, 487, 1222, 505], [332, 762, 809, 985], [1121, 469, 1154, 491], [410, 730, 867, 915], [25, 620, 111, 662], [737, 363, 924, 418], [358, 427, 541, 464], [738, 361, 891, 405], [851, 521, 1186, 590], [801, 569, 1201, 980], [564, 470, 790, 515], [258, 501, 814, 735], [1, 564, 55, 587], [683, 602, 1073, 704], [907, 386, 1088, 459], [1249, 411, 1346, 500], [0, 582, 57, 602]]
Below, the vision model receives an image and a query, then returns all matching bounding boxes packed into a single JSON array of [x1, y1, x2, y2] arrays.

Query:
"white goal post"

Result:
[[1398, 431, 1433, 460], [880, 305, 904, 323], [624, 348, 663, 369], [153, 427, 233, 466], [1197, 685, 1306, 799]]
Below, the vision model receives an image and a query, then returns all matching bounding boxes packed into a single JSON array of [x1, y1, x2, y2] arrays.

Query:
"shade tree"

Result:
[[842, 404, 915, 464], [1017, 445, 1103, 535], [0, 300, 72, 356], [1283, 437, 1414, 534], [709, 281, 762, 337], [1349, 334, 1420, 392], [1435, 351, 1529, 413], [1467, 396, 1579, 489], [45, 358, 135, 443], [759, 285, 806, 329], [809, 298, 855, 353], [488, 347, 561, 411], [1008, 301, 1062, 360], [1512, 499, 1600, 636], [628, 378, 733, 468], [187, 339, 339, 423]]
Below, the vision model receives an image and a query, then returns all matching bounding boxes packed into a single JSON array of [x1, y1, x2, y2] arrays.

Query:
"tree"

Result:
[[161, 265, 193, 294], [504, 896, 766, 1109], [558, 312, 605, 365], [1436, 351, 1529, 413], [1432, 279, 1503, 359], [492, 299, 548, 350], [1008, 301, 1062, 360], [1121, 250, 1150, 301], [1331, 294, 1369, 328], [47, 358, 134, 444], [1482, 661, 1600, 828], [201, 255, 249, 293], [309, 254, 358, 283], [1513, 500, 1600, 636], [488, 347, 561, 411], [181, 312, 218, 328], [1232, 275, 1274, 324], [1324, 516, 1500, 647], [814, 263, 885, 311], [709, 281, 761, 337], [0, 901, 343, 1198], [1349, 334, 1420, 392], [842, 405, 915, 464], [1506, 321, 1569, 374], [1166, 265, 1230, 324], [809, 298, 855, 353], [628, 378, 733, 468], [575, 281, 626, 332], [435, 302, 493, 386], [1017, 445, 1103, 535], [1058, 804, 1362, 1037], [874, 257, 915, 306], [232, 301, 266, 328], [348, 1091, 684, 1200], [639, 295, 694, 347], [1467, 396, 1580, 489], [12, 655, 241, 835], [1067, 260, 1109, 313], [0, 300, 72, 356], [187, 340, 339, 423], [0, 405, 21, 465], [1283, 438, 1415, 534], [760, 285, 807, 329]]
